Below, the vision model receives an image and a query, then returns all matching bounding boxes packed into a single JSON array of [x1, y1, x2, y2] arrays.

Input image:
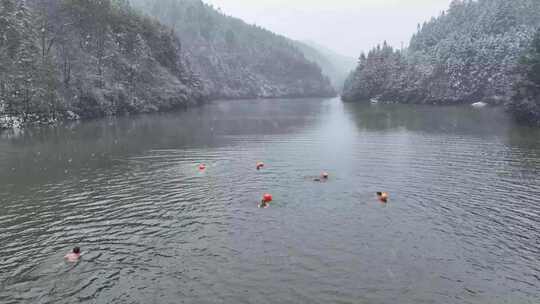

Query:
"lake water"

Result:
[[0, 98, 539, 304]]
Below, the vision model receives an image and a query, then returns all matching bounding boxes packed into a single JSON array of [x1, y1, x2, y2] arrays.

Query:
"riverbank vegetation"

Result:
[[342, 0, 540, 125]]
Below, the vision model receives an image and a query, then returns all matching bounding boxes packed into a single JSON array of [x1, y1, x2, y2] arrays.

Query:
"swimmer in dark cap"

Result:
[[64, 247, 81, 262]]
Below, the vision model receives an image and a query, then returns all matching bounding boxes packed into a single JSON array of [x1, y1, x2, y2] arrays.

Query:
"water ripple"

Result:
[[1, 101, 539, 303]]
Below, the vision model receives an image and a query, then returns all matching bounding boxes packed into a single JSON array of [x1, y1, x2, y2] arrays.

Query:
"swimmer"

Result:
[[64, 247, 81, 262], [377, 192, 389, 203], [260, 193, 272, 208], [314, 172, 329, 182]]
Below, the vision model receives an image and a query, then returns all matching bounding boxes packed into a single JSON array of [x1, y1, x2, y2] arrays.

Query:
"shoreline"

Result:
[[0, 94, 340, 132]]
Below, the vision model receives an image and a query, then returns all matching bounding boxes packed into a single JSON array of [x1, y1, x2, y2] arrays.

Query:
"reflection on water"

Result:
[[345, 102, 518, 135], [0, 98, 539, 304]]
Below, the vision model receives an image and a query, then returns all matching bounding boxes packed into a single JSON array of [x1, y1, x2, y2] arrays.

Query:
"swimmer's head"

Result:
[[376, 192, 383, 196], [322, 172, 329, 179], [73, 247, 80, 254]]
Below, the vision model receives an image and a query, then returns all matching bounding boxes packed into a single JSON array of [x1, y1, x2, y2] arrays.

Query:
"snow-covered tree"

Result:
[[343, 0, 540, 110]]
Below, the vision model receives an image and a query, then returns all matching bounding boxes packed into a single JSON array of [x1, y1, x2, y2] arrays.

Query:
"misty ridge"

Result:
[[0, 0, 540, 128]]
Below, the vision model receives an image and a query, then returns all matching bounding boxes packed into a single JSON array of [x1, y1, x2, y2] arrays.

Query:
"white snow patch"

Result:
[[471, 102, 488, 108]]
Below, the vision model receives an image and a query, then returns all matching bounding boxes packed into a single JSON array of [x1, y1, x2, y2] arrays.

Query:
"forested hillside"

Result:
[[0, 0, 206, 128], [129, 0, 336, 99], [342, 0, 540, 108]]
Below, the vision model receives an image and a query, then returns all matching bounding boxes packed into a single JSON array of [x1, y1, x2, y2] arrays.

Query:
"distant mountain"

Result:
[[130, 0, 336, 99], [293, 41, 356, 92], [1, 0, 205, 127], [343, 0, 540, 112]]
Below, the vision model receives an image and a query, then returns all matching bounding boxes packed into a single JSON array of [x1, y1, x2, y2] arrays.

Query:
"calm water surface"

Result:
[[0, 98, 539, 304]]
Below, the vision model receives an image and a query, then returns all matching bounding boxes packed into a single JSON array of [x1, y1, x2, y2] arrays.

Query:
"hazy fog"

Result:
[[205, 0, 452, 58]]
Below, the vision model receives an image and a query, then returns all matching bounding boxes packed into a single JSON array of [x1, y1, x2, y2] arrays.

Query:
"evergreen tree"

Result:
[[509, 29, 540, 125], [11, 0, 40, 119]]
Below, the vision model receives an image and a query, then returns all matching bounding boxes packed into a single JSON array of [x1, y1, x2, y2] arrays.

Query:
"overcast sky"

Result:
[[204, 0, 452, 58]]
